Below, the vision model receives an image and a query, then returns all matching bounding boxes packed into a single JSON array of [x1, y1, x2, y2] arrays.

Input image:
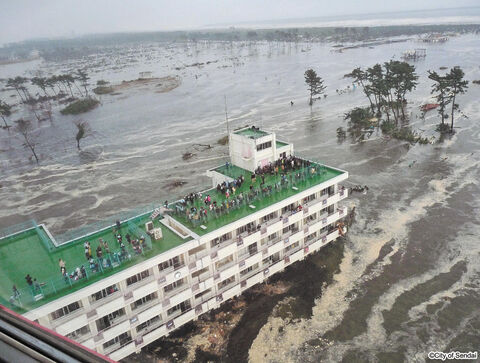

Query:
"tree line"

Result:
[[0, 69, 94, 165], [304, 61, 469, 143]]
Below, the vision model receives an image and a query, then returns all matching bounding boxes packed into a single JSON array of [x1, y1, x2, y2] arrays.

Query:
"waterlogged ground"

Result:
[[1, 34, 480, 362]]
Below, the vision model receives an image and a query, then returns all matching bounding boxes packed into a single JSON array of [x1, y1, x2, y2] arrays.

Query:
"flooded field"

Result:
[[1, 33, 480, 362]]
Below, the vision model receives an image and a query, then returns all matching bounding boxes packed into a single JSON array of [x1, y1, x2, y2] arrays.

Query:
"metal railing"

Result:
[[6, 242, 153, 312]]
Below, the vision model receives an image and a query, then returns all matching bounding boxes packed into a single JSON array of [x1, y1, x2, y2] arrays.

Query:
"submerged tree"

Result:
[[446, 66, 468, 132], [345, 67, 375, 113], [7, 76, 30, 102], [15, 119, 39, 164], [0, 100, 12, 128], [31, 77, 50, 97], [74, 120, 92, 150], [384, 60, 418, 123], [428, 70, 451, 126], [76, 69, 90, 97], [304, 69, 326, 106]]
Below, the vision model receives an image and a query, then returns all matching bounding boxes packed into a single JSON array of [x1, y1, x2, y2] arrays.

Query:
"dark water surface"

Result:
[[1, 34, 479, 362]]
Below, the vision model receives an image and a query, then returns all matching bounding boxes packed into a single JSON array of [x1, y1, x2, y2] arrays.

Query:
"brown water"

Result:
[[1, 34, 479, 362]]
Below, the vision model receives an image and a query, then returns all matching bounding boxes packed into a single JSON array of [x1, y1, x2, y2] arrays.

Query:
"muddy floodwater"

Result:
[[1, 33, 480, 362]]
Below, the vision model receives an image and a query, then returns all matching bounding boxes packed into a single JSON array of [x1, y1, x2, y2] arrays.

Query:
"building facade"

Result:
[[15, 127, 348, 361]]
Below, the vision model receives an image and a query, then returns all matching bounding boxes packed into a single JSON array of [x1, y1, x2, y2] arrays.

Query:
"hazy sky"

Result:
[[1, 0, 478, 44]]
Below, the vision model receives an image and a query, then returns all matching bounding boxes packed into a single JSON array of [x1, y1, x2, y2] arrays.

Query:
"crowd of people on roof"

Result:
[[15, 220, 150, 305], [173, 156, 322, 226]]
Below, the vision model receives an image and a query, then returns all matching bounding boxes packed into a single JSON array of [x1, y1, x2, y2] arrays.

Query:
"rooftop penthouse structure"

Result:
[[0, 126, 349, 360]]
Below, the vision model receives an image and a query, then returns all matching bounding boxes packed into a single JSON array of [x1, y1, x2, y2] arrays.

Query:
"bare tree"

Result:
[[74, 120, 92, 150], [15, 119, 39, 164], [0, 100, 12, 129]]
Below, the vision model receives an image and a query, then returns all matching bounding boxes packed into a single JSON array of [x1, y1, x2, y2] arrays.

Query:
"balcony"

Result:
[[194, 289, 215, 305], [125, 273, 155, 291], [130, 297, 160, 316], [100, 318, 130, 343], [135, 317, 164, 336], [107, 340, 135, 360]]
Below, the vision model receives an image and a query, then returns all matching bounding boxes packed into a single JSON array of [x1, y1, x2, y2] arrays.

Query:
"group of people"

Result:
[[23, 274, 42, 294], [173, 156, 321, 225], [14, 221, 151, 304]]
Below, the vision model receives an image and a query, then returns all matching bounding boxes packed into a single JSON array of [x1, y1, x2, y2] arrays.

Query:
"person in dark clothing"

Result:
[[25, 274, 33, 286], [116, 220, 121, 230]]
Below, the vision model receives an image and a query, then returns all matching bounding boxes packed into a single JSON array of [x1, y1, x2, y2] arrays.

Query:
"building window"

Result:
[[194, 288, 212, 300], [103, 332, 131, 351], [303, 193, 316, 204], [163, 278, 186, 294], [305, 232, 317, 243], [215, 254, 234, 270], [240, 263, 259, 277], [192, 267, 209, 279], [285, 241, 300, 253], [281, 203, 295, 214], [217, 276, 235, 290], [66, 325, 90, 340], [50, 301, 82, 320], [248, 243, 258, 256], [136, 315, 161, 333], [90, 284, 119, 303], [268, 232, 278, 241], [282, 223, 299, 234], [304, 213, 317, 224], [262, 212, 277, 223], [158, 255, 184, 271], [131, 292, 157, 311], [126, 269, 150, 286], [237, 222, 255, 235], [96, 308, 126, 331], [262, 252, 280, 266], [256, 141, 272, 151], [167, 300, 191, 316], [210, 232, 232, 248]]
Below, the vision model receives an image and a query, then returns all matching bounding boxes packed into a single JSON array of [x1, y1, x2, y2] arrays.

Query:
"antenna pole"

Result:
[[224, 95, 230, 135]]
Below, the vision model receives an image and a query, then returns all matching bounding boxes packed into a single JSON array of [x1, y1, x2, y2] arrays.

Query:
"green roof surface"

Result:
[[276, 140, 289, 148], [234, 127, 269, 139], [170, 161, 344, 236], [0, 213, 191, 313]]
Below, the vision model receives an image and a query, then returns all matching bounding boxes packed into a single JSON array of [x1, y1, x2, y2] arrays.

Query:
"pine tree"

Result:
[[304, 69, 326, 106]]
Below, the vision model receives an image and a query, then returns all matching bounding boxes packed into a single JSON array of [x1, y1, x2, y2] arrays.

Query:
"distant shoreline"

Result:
[[0, 23, 479, 62]]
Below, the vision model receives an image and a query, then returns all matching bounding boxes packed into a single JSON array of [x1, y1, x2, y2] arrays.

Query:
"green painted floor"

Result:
[[0, 213, 191, 313], [171, 163, 343, 235], [234, 128, 269, 138]]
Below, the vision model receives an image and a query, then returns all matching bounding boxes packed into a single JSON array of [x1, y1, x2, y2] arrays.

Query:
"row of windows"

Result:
[[48, 186, 337, 324], [131, 292, 157, 311], [50, 301, 82, 320], [90, 284, 119, 303], [126, 269, 150, 286], [256, 141, 272, 151], [103, 331, 131, 351], [206, 187, 337, 252]]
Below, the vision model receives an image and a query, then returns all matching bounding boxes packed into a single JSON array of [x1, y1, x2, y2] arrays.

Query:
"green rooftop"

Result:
[[234, 127, 269, 139], [276, 140, 289, 148], [0, 213, 191, 313], [170, 161, 344, 236]]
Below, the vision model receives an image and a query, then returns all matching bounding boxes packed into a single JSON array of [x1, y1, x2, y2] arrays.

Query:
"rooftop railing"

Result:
[[6, 241, 154, 313]]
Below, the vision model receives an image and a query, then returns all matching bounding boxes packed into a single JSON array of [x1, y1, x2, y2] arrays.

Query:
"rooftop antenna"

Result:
[[224, 95, 230, 135]]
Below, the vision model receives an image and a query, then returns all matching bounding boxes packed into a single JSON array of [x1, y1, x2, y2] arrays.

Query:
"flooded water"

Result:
[[1, 33, 479, 362]]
